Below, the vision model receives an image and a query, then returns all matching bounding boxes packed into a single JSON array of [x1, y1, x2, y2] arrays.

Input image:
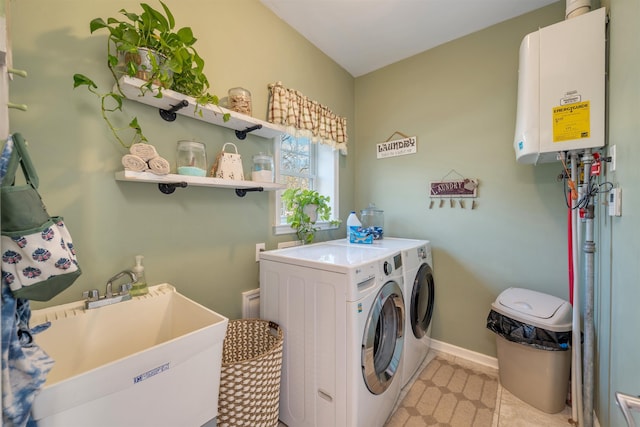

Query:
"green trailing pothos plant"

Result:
[[281, 188, 341, 244], [73, 73, 145, 148], [73, 1, 229, 149]]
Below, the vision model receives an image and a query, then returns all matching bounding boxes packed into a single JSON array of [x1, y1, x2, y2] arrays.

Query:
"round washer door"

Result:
[[411, 263, 435, 339], [362, 280, 405, 395]]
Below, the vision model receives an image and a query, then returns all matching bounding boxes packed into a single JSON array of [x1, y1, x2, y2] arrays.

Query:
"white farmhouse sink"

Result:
[[30, 284, 228, 427]]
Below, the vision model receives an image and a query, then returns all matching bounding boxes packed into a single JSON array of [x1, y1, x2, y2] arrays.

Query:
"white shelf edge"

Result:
[[115, 170, 286, 192], [117, 76, 285, 139]]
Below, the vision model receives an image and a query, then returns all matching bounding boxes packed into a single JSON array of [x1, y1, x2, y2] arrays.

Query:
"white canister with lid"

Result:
[[251, 153, 274, 183]]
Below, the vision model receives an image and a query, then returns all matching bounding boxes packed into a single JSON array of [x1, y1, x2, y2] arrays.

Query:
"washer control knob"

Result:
[[383, 261, 392, 275]]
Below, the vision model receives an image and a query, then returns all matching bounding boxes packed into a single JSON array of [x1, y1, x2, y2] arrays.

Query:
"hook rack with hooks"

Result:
[[428, 169, 479, 210], [429, 198, 478, 210]]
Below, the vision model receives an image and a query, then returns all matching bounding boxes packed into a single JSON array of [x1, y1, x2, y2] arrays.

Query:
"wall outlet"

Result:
[[255, 243, 265, 262]]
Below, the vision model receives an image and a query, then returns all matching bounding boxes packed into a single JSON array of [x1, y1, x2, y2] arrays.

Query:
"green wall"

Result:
[[599, 0, 640, 425], [354, 1, 640, 425], [7, 0, 354, 316], [7, 0, 639, 425], [355, 2, 568, 356]]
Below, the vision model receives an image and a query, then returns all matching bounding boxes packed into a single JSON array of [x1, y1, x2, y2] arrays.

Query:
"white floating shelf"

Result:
[[116, 170, 285, 197], [117, 76, 286, 139]]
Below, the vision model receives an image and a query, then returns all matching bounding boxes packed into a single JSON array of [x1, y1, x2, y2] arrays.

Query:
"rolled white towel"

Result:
[[147, 156, 170, 175], [129, 143, 158, 161], [121, 154, 148, 172]]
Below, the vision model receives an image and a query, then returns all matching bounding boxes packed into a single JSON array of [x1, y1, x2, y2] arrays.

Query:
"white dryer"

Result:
[[259, 242, 405, 427], [328, 238, 435, 388]]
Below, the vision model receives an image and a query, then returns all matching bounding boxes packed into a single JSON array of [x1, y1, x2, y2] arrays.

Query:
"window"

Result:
[[279, 135, 315, 192], [274, 134, 339, 234]]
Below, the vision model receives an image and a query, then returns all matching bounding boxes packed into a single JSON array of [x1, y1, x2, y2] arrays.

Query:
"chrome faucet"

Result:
[[83, 270, 138, 309]]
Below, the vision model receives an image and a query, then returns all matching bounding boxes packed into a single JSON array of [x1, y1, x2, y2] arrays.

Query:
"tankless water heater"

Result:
[[513, 7, 606, 164]]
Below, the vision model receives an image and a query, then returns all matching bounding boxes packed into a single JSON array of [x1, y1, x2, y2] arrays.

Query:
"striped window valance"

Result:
[[267, 81, 348, 155]]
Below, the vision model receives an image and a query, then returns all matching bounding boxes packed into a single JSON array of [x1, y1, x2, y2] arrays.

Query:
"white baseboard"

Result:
[[429, 338, 499, 370]]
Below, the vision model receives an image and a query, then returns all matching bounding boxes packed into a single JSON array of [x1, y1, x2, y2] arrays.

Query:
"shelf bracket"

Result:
[[235, 124, 263, 140], [235, 187, 264, 197], [159, 100, 189, 122], [158, 182, 188, 194]]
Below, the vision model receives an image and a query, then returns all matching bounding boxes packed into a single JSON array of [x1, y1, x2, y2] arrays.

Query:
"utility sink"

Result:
[[30, 284, 229, 427]]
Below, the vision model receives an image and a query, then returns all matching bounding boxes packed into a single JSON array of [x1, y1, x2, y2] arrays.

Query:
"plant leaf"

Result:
[[159, 1, 175, 30], [118, 10, 140, 24], [107, 54, 119, 68], [176, 27, 195, 45], [129, 117, 142, 132], [72, 74, 97, 89], [141, 2, 170, 32], [103, 93, 124, 112], [89, 18, 108, 33]]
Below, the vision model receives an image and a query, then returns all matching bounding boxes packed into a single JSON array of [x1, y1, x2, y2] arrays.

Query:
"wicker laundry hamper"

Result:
[[217, 319, 284, 427]]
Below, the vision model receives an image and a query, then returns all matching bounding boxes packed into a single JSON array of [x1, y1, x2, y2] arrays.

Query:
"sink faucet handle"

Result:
[[82, 289, 100, 301], [119, 283, 132, 295]]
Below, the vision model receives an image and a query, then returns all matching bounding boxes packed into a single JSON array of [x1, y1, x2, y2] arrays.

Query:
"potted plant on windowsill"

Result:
[[73, 1, 228, 148], [282, 188, 341, 244]]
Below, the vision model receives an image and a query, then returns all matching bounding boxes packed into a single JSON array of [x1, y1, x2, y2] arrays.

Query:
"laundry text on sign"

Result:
[[376, 136, 417, 159]]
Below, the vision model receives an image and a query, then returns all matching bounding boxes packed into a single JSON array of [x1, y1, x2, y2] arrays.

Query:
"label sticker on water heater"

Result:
[[552, 100, 591, 142], [560, 91, 582, 105]]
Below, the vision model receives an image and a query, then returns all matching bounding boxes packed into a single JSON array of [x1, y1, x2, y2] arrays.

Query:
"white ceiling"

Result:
[[260, 0, 559, 77]]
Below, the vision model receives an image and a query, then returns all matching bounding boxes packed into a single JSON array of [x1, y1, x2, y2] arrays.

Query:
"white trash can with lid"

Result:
[[486, 287, 572, 413]]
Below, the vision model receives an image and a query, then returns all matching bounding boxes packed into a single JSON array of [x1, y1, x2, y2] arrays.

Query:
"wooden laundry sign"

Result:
[[376, 136, 417, 159], [429, 179, 478, 198]]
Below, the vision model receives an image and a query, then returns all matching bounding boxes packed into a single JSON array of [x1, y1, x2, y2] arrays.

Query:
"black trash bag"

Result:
[[486, 310, 571, 351]]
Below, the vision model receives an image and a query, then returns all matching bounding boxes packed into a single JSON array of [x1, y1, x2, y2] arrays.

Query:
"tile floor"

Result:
[[394, 350, 573, 427], [278, 349, 574, 427], [494, 386, 572, 427]]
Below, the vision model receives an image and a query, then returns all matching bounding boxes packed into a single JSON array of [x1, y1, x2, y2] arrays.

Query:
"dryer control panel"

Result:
[[383, 253, 403, 276]]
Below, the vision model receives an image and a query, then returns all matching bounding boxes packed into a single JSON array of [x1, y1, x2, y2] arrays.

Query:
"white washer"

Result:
[[328, 238, 435, 388], [260, 242, 405, 427]]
